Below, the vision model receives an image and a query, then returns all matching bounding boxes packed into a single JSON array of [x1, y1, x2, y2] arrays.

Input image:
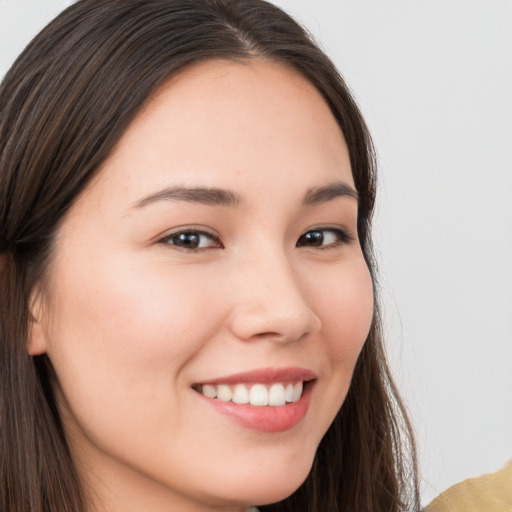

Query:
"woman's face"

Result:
[[31, 59, 374, 511]]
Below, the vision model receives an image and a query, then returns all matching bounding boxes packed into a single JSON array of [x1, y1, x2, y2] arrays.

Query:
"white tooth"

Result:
[[202, 384, 217, 398], [249, 384, 268, 406], [269, 383, 286, 406], [291, 382, 303, 402], [217, 384, 232, 402], [232, 384, 249, 404], [285, 383, 293, 403]]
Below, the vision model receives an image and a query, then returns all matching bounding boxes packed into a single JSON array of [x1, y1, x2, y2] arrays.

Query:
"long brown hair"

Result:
[[0, 1, 420, 511]]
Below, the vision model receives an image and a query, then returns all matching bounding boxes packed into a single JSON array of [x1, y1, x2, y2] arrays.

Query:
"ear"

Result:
[[27, 288, 49, 356]]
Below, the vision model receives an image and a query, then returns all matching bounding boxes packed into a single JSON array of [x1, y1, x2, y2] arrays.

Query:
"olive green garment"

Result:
[[426, 461, 512, 512]]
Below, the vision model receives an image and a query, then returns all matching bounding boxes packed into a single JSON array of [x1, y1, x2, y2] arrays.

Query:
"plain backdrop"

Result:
[[1, 0, 511, 506]]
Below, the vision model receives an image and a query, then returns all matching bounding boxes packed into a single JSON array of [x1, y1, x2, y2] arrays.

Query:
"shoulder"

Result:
[[425, 461, 512, 512]]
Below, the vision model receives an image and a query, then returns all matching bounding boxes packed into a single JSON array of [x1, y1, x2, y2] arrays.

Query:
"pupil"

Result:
[[304, 231, 323, 246], [177, 233, 199, 248]]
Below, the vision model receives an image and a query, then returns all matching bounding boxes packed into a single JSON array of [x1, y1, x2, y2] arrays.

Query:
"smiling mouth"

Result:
[[192, 368, 316, 432], [193, 381, 307, 407]]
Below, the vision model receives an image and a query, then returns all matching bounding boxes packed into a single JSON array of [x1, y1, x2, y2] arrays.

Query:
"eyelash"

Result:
[[296, 227, 354, 249], [158, 227, 354, 252], [158, 229, 223, 252]]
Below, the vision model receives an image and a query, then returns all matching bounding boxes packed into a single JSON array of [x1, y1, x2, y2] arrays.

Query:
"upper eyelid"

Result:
[[301, 226, 354, 238], [157, 228, 223, 252], [296, 227, 355, 248], [157, 226, 219, 241], [300, 226, 352, 237]]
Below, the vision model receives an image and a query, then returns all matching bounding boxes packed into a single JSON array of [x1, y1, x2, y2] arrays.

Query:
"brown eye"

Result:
[[162, 230, 222, 250], [296, 228, 350, 248]]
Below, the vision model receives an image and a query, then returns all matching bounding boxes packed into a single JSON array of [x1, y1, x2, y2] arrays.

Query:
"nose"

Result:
[[225, 250, 322, 344]]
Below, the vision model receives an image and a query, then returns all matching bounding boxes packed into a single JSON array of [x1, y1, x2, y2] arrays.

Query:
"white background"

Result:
[[1, 0, 511, 506]]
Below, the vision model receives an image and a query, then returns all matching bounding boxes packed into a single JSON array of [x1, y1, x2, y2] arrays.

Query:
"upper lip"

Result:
[[195, 367, 317, 385]]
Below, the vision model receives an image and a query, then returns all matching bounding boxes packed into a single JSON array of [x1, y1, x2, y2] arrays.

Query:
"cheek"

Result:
[[43, 254, 234, 471], [316, 259, 374, 361], [284, 256, 373, 455], [50, 257, 215, 363], [44, 254, 226, 423], [309, 256, 374, 429]]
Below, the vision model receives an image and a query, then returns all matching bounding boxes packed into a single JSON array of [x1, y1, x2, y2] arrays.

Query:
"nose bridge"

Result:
[[226, 241, 321, 343]]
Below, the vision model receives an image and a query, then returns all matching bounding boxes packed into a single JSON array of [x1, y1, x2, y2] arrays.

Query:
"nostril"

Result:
[[249, 329, 309, 344]]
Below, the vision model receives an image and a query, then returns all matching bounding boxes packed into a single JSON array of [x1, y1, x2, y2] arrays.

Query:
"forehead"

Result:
[[81, 58, 352, 210]]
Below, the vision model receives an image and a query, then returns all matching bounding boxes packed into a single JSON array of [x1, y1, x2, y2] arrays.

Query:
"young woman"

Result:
[[0, 1, 419, 511]]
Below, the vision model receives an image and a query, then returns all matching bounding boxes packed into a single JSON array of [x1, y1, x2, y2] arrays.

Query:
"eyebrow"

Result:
[[132, 180, 358, 209], [133, 186, 242, 208], [302, 181, 359, 205]]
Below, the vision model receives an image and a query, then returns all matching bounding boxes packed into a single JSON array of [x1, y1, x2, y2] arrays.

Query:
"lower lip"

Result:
[[196, 382, 314, 433]]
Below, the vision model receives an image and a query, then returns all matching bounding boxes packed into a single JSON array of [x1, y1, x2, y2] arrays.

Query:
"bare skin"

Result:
[[29, 59, 374, 512]]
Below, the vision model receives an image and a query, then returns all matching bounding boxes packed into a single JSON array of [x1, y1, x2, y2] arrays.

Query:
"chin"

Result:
[[214, 452, 314, 507], [248, 479, 307, 507]]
